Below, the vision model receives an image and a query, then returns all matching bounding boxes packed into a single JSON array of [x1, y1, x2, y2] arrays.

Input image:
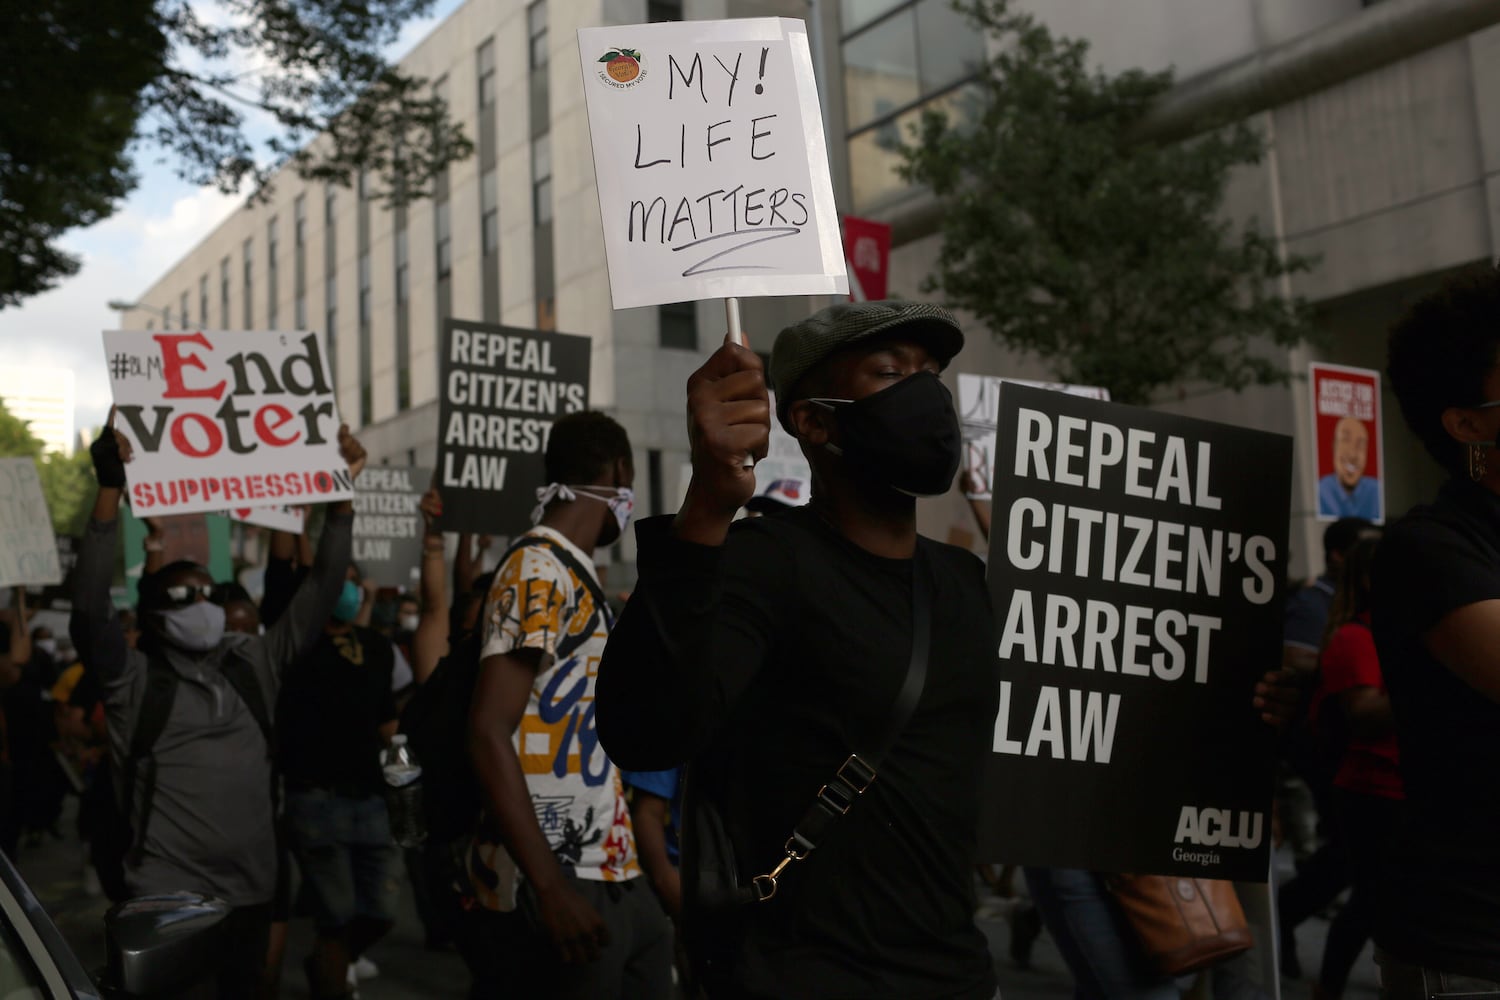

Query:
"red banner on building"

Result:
[[843, 216, 891, 301]]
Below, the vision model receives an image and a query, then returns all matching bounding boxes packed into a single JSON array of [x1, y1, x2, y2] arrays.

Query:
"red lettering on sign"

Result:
[[153, 333, 227, 400], [253, 404, 301, 446], [171, 413, 225, 458]]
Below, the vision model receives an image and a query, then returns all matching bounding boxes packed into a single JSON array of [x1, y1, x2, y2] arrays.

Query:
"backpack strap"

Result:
[[219, 656, 274, 751], [124, 655, 180, 866], [748, 544, 933, 902], [125, 651, 278, 865]]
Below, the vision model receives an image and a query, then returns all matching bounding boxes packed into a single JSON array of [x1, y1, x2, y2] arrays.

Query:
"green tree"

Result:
[[899, 0, 1315, 406], [1, 0, 472, 308], [0, 401, 96, 538]]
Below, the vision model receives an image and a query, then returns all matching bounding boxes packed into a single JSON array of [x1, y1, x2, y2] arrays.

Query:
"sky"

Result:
[[0, 0, 465, 441]]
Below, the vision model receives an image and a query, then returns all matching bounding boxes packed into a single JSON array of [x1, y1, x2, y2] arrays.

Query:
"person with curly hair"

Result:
[[1371, 262, 1500, 998]]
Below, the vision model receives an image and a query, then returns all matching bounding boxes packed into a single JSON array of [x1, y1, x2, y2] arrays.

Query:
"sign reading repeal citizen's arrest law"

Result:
[[102, 330, 353, 517], [353, 466, 431, 588], [979, 384, 1291, 881], [577, 18, 847, 309], [0, 458, 63, 588], [436, 319, 590, 534]]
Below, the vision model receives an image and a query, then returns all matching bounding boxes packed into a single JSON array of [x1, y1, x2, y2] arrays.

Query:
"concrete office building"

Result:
[[123, 0, 1500, 578], [0, 367, 77, 455], [838, 0, 1500, 574]]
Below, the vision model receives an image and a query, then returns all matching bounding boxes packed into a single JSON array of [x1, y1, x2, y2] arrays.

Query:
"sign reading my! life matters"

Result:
[[436, 319, 590, 534], [978, 384, 1291, 882], [577, 18, 848, 309], [102, 330, 353, 517]]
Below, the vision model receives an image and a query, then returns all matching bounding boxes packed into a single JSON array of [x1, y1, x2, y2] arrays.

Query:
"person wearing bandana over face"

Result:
[[69, 420, 365, 1000], [595, 301, 1299, 1000], [276, 561, 406, 999], [463, 410, 672, 1000]]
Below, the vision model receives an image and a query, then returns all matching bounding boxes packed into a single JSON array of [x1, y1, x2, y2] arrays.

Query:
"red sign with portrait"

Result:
[[1310, 363, 1383, 523], [843, 215, 891, 302]]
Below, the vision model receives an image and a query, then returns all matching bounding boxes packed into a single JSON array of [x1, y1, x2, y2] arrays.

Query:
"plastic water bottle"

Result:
[[381, 735, 427, 848]]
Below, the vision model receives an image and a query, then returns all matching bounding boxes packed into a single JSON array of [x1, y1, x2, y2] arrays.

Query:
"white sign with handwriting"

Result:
[[577, 18, 847, 309]]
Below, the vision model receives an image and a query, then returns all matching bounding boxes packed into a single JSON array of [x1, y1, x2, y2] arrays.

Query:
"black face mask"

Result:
[[813, 370, 962, 497]]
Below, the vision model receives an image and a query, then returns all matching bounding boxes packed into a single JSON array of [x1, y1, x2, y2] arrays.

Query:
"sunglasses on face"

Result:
[[162, 584, 214, 607]]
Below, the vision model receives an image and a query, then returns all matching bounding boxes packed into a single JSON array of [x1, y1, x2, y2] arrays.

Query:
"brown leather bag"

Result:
[[1109, 875, 1253, 976]]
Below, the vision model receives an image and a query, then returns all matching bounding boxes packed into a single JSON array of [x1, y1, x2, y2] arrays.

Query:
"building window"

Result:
[[532, 135, 552, 226], [162, 307, 173, 330], [267, 217, 279, 328], [436, 201, 452, 278], [325, 272, 338, 384], [358, 250, 372, 426], [181, 292, 190, 329], [528, 2, 548, 70], [358, 252, 371, 328], [294, 195, 306, 248], [395, 229, 409, 306], [199, 276, 208, 325], [295, 295, 306, 329], [220, 258, 230, 327], [659, 301, 698, 350], [842, 0, 984, 210], [325, 186, 336, 225], [477, 39, 496, 107], [243, 238, 253, 328], [481, 168, 499, 255]]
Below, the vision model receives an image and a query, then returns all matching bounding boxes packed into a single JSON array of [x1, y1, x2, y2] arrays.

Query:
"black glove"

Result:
[[90, 427, 127, 489]]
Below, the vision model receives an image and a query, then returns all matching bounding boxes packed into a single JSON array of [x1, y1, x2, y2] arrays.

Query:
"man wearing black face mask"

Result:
[[463, 410, 673, 999], [70, 421, 364, 1000], [596, 300, 998, 999]]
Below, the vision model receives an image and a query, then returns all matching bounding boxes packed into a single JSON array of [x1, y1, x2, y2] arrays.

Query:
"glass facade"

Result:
[[841, 0, 985, 209]]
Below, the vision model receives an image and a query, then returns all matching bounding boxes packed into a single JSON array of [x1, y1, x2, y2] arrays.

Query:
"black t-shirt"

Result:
[[276, 625, 397, 796], [599, 509, 999, 1000], [1370, 478, 1500, 979]]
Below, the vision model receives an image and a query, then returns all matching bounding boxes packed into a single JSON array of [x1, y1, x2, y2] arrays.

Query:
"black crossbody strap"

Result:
[[752, 545, 933, 902]]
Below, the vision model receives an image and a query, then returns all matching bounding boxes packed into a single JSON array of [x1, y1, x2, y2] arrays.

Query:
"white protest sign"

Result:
[[577, 18, 848, 309], [958, 374, 1110, 502], [102, 330, 353, 517], [0, 458, 63, 587], [228, 505, 306, 533]]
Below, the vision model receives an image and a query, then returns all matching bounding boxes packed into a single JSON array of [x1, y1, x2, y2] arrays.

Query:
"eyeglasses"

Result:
[[162, 583, 214, 606]]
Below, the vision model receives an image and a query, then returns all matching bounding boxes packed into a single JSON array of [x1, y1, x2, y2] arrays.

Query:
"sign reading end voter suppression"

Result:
[[437, 319, 590, 534], [979, 385, 1291, 881], [102, 330, 352, 517], [577, 18, 847, 309]]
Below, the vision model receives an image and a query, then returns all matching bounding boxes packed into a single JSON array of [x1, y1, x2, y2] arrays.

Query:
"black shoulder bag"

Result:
[[683, 546, 932, 914]]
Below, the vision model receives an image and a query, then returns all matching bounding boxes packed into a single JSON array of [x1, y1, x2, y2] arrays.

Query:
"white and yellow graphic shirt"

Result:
[[467, 526, 639, 911]]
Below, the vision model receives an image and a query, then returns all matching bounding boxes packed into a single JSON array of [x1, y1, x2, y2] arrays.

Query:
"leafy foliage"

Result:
[[899, 0, 1316, 405], [1, 0, 473, 308], [0, 0, 166, 308]]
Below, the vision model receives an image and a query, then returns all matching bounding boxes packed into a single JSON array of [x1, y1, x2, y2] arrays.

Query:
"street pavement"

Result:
[[12, 801, 1377, 999]]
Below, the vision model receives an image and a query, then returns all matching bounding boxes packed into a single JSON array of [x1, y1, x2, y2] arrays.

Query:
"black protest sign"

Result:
[[352, 466, 431, 588], [436, 319, 590, 534], [980, 384, 1291, 881]]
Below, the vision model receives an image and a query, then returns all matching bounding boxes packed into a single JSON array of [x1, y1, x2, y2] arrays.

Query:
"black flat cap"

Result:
[[769, 300, 964, 431]]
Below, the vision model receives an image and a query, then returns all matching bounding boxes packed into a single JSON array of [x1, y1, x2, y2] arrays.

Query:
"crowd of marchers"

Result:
[[2, 266, 1500, 1000]]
